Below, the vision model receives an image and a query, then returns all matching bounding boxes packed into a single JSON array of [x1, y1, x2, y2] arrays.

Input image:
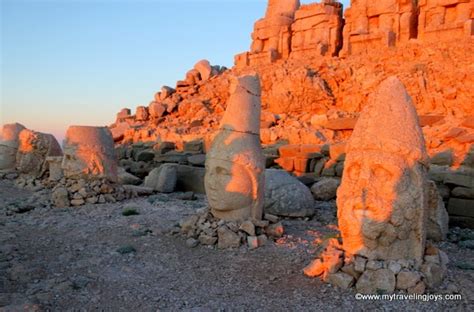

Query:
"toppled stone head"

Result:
[[205, 74, 265, 222], [62, 126, 118, 182], [0, 123, 26, 170], [16, 129, 63, 177], [337, 76, 429, 262]]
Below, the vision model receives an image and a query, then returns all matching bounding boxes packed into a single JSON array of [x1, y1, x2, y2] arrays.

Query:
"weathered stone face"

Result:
[[337, 76, 429, 262], [16, 129, 63, 177], [205, 74, 265, 222], [0, 123, 26, 170], [62, 126, 118, 182]]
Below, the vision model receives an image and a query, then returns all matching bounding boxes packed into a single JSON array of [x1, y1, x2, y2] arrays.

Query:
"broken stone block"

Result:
[[265, 222, 284, 238], [356, 269, 396, 294], [144, 164, 177, 193], [396, 270, 421, 290], [217, 226, 241, 249], [247, 236, 259, 249], [310, 177, 340, 201], [327, 272, 355, 289], [52, 187, 69, 207], [264, 169, 314, 217], [427, 181, 449, 241], [239, 220, 256, 236]]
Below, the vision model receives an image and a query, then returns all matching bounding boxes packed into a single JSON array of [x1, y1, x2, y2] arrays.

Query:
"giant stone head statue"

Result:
[[205, 74, 265, 222], [337, 76, 429, 262]]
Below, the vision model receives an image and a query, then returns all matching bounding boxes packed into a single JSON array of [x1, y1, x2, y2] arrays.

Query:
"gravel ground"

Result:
[[0, 180, 473, 311]]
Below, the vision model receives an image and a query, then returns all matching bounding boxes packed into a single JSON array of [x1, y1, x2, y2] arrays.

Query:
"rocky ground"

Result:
[[0, 180, 473, 311]]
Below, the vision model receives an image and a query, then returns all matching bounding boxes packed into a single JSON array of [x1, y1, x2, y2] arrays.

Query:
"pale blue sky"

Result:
[[1, 0, 350, 140]]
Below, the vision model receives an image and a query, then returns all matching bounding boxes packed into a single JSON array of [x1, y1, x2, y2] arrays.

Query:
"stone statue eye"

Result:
[[216, 166, 230, 176], [372, 166, 392, 180], [347, 164, 360, 180]]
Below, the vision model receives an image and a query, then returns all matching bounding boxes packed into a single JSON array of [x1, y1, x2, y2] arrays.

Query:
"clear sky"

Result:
[[1, 0, 351, 141]]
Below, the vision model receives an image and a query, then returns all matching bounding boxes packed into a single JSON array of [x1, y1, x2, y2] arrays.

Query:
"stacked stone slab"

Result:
[[62, 126, 118, 182], [0, 123, 26, 170], [291, 0, 344, 58], [418, 0, 474, 41], [342, 0, 418, 55], [235, 0, 301, 67]]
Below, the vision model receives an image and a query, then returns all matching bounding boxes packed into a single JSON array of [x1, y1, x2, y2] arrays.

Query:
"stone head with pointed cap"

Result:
[[205, 74, 265, 222], [337, 76, 429, 262]]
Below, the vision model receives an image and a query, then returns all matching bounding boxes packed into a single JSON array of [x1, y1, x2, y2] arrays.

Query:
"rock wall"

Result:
[[418, 0, 474, 42], [342, 0, 418, 55], [236, 0, 474, 65]]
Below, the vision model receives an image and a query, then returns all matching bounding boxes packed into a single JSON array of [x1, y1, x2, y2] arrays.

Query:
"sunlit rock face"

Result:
[[62, 126, 118, 182], [205, 74, 265, 222], [16, 129, 63, 177], [337, 76, 429, 262], [0, 123, 26, 170]]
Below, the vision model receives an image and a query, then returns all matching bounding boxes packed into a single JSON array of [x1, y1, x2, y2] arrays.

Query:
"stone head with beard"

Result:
[[337, 76, 430, 262]]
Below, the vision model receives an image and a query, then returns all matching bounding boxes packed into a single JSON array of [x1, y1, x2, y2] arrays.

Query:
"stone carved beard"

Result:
[[337, 152, 427, 260]]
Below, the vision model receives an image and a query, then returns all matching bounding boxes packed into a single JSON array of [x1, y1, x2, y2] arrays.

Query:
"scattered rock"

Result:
[[310, 177, 340, 201], [356, 269, 396, 294], [217, 226, 241, 249], [144, 164, 177, 193], [265, 169, 314, 217]]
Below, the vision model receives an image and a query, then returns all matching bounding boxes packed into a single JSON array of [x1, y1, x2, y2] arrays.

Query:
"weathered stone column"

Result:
[[205, 74, 265, 222]]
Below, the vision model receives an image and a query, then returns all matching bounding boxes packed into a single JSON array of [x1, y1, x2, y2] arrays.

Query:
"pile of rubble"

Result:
[[177, 208, 284, 250], [304, 239, 448, 294]]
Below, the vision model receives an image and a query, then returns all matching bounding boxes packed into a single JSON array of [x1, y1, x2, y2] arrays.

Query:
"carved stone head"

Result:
[[337, 77, 429, 261], [205, 74, 265, 221]]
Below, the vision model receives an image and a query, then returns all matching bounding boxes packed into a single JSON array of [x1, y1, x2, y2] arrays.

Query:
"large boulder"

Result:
[[311, 177, 341, 201], [16, 129, 62, 177], [264, 169, 314, 217], [62, 126, 118, 181], [144, 164, 177, 193], [0, 123, 26, 170]]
